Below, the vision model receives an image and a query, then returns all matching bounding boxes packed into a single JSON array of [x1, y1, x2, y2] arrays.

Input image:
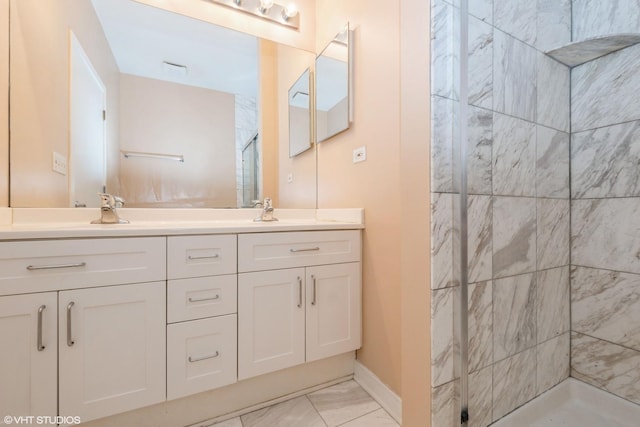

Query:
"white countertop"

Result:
[[0, 208, 364, 240]]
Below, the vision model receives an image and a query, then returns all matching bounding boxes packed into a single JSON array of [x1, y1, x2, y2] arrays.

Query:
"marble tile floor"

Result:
[[210, 380, 399, 427]]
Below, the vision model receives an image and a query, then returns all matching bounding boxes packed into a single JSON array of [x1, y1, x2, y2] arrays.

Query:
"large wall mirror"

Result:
[[288, 68, 312, 157], [315, 24, 353, 143], [8, 0, 315, 208]]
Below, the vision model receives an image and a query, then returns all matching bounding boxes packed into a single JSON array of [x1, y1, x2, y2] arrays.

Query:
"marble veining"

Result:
[[493, 0, 536, 45], [537, 333, 570, 395], [536, 0, 571, 52], [339, 409, 399, 427], [493, 30, 537, 122], [493, 197, 536, 278], [571, 266, 640, 352], [431, 193, 459, 290], [546, 34, 640, 68], [467, 107, 493, 196], [468, 366, 492, 427], [536, 199, 570, 270], [432, 287, 458, 387], [493, 348, 536, 421], [241, 396, 325, 427], [213, 418, 242, 427], [470, 0, 492, 24], [468, 196, 492, 283], [571, 332, 640, 405], [572, 43, 640, 133], [493, 273, 536, 361], [468, 281, 493, 373], [572, 198, 640, 274], [536, 267, 570, 343], [432, 0, 460, 101], [431, 96, 459, 193], [431, 380, 459, 427], [572, 119, 640, 199], [492, 113, 536, 197], [537, 53, 570, 133], [468, 17, 493, 110], [536, 126, 570, 199], [307, 380, 381, 427], [572, 0, 640, 41]]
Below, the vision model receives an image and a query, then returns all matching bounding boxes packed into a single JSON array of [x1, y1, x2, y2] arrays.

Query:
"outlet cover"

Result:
[[287, 173, 294, 183], [53, 152, 67, 175], [353, 146, 366, 163]]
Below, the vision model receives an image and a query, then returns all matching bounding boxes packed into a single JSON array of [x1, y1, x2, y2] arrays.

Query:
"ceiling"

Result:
[[91, 0, 259, 98]]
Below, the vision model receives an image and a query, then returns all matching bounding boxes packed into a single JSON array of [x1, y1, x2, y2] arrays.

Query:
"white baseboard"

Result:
[[353, 360, 402, 424]]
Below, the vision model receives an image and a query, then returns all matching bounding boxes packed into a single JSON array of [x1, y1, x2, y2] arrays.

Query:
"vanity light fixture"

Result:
[[209, 0, 300, 30]]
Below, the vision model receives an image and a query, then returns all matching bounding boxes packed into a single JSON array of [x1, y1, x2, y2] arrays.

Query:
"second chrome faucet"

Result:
[[254, 197, 278, 222]]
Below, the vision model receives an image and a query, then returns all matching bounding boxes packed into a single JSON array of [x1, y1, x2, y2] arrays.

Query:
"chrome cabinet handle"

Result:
[[37, 305, 46, 351], [27, 262, 86, 271], [66, 302, 75, 347], [188, 294, 220, 303], [311, 275, 317, 306], [290, 247, 320, 253], [188, 351, 220, 363], [188, 254, 220, 260], [297, 277, 302, 308]]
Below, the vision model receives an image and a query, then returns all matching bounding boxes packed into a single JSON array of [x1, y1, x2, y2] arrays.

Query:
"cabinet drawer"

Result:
[[0, 237, 166, 296], [238, 230, 361, 272], [167, 314, 237, 400], [168, 235, 237, 279], [167, 275, 237, 323]]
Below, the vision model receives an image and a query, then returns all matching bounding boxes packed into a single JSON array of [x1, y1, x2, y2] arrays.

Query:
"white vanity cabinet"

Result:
[[238, 231, 362, 380], [0, 293, 57, 420], [166, 235, 238, 400], [0, 237, 166, 424]]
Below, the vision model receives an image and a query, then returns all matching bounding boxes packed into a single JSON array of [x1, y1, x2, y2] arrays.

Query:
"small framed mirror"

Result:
[[315, 24, 353, 143], [288, 68, 313, 157]]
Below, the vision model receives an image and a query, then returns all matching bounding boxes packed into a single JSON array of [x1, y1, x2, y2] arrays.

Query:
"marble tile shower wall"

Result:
[[430, 0, 571, 426], [570, 0, 640, 405]]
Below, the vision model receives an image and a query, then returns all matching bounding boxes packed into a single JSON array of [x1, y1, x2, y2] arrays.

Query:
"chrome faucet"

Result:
[[91, 193, 129, 224], [254, 197, 278, 222]]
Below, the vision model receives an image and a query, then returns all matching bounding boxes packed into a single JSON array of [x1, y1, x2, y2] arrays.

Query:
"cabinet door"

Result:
[[0, 293, 57, 421], [238, 268, 305, 380], [59, 282, 166, 423], [306, 263, 361, 362]]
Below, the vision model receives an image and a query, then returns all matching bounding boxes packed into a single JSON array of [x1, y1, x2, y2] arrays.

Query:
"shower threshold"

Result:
[[491, 378, 639, 427]]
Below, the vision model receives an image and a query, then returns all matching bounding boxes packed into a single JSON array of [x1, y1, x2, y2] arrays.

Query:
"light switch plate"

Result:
[[353, 146, 366, 163], [53, 152, 67, 175], [287, 173, 294, 183]]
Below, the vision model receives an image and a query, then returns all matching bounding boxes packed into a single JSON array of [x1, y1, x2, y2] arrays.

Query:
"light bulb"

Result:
[[233, 0, 242, 5], [259, 0, 274, 13], [283, 3, 298, 19]]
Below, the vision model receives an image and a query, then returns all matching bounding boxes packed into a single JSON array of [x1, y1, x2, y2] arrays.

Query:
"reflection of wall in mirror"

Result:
[[235, 95, 258, 207], [9, 0, 120, 207], [289, 105, 310, 155], [316, 97, 348, 142], [276, 43, 316, 209], [119, 74, 237, 208], [0, 0, 8, 207]]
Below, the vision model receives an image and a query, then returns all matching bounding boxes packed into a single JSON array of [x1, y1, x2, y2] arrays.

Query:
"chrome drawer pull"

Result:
[[188, 351, 220, 363], [188, 294, 220, 303], [188, 254, 220, 260], [311, 275, 317, 306], [66, 302, 75, 347], [290, 247, 320, 253], [27, 262, 86, 271], [37, 305, 46, 351], [297, 277, 302, 308]]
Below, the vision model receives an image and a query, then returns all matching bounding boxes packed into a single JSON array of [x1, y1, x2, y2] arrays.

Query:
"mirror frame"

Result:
[[288, 67, 313, 157], [314, 23, 354, 144]]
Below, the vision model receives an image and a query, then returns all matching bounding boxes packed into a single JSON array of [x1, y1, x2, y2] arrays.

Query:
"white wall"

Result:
[[118, 74, 237, 208], [0, 0, 8, 207]]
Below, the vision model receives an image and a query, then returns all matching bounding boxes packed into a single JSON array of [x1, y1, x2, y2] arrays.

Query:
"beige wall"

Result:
[[9, 0, 119, 207], [315, 0, 403, 395], [118, 74, 236, 208], [277, 44, 316, 209], [400, 0, 431, 425], [0, 0, 8, 207], [259, 40, 279, 205], [135, 0, 316, 52]]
